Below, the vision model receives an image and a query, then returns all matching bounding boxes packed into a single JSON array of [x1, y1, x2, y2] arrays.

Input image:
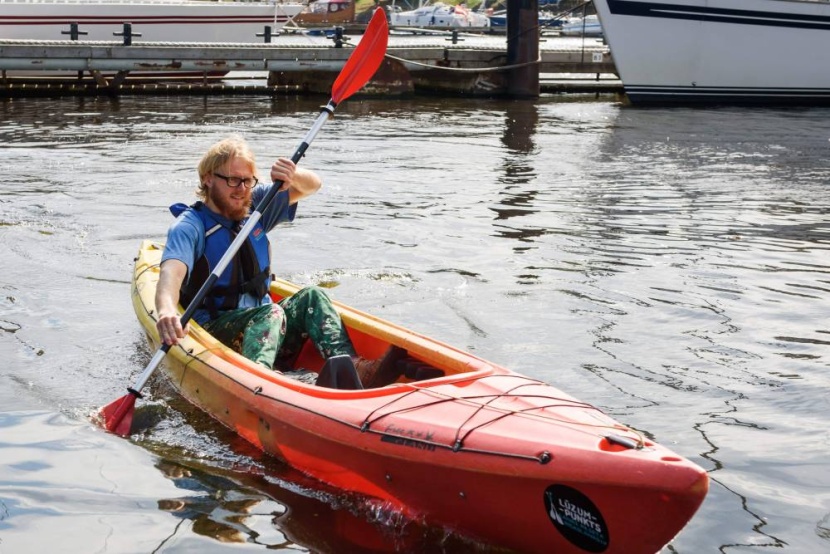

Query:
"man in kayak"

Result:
[[154, 136, 402, 387]]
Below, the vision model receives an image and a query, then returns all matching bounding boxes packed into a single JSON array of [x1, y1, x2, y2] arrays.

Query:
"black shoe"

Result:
[[316, 354, 364, 390], [364, 346, 408, 388]]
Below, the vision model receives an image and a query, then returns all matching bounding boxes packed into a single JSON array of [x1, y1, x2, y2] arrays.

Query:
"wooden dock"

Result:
[[0, 35, 620, 97]]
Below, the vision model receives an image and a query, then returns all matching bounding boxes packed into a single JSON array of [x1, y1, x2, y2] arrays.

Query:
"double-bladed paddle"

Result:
[[99, 8, 389, 436]]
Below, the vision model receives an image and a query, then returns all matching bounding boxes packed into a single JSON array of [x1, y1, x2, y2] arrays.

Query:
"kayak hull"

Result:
[[132, 240, 708, 553]]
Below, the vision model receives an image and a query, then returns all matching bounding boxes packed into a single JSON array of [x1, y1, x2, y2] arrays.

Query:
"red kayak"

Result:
[[132, 240, 708, 553]]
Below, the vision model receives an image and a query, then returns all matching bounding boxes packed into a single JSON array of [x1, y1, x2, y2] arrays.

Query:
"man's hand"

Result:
[[271, 157, 322, 204], [270, 157, 297, 187], [157, 312, 189, 346]]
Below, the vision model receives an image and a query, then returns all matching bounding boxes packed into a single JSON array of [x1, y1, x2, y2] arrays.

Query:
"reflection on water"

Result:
[[493, 102, 542, 252], [1, 96, 830, 552], [136, 390, 493, 553], [151, 457, 479, 553], [154, 460, 292, 549]]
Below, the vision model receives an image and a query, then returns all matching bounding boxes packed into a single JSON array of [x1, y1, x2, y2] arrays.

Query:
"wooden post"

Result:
[[506, 0, 540, 98]]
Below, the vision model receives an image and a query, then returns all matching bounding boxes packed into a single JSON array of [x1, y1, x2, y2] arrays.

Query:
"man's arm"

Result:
[[155, 258, 189, 346]]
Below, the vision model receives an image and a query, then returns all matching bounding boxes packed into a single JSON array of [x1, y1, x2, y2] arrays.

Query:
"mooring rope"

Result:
[[384, 52, 541, 73]]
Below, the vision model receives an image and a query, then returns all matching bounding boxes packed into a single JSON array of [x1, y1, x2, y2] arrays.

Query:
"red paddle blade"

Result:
[[332, 7, 389, 104], [98, 392, 137, 436]]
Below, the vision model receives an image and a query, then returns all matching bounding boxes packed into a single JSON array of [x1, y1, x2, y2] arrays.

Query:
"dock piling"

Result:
[[506, 0, 540, 98]]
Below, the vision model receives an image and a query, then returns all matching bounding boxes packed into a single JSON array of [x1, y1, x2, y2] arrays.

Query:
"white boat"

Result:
[[487, 8, 562, 32], [592, 0, 830, 104], [0, 0, 304, 43], [389, 1, 490, 28], [559, 13, 603, 36]]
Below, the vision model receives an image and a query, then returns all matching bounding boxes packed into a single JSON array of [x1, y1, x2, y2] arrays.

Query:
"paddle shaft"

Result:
[[129, 100, 338, 394]]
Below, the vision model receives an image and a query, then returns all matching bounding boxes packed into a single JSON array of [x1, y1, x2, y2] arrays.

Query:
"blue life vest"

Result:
[[170, 202, 271, 318]]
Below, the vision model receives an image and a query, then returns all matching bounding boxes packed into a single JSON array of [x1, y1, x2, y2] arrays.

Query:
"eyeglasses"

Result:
[[214, 172, 258, 189]]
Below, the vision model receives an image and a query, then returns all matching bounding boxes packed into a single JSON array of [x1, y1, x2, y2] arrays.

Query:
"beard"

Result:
[[208, 184, 252, 222]]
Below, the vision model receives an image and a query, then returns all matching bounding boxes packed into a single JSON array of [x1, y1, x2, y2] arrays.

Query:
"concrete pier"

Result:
[[0, 35, 618, 98]]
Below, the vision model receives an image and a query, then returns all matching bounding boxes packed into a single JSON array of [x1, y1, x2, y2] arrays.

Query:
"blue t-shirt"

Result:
[[161, 185, 297, 324]]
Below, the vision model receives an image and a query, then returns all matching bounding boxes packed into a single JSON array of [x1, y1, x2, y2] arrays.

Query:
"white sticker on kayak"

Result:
[[544, 485, 609, 552]]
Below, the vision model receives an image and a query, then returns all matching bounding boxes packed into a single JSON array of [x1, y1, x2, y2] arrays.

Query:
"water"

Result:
[[1, 94, 829, 553]]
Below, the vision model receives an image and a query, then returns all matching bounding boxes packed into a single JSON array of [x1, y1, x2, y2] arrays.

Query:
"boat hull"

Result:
[[0, 0, 303, 82], [0, 0, 303, 42], [132, 240, 708, 553], [593, 0, 830, 104]]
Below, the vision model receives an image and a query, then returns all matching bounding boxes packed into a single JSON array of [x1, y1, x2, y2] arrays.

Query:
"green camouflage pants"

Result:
[[203, 286, 356, 369]]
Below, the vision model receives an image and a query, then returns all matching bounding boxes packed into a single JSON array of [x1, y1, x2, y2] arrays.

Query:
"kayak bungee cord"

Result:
[[359, 379, 646, 452]]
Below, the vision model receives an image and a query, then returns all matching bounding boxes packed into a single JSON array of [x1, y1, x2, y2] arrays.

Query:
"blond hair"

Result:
[[196, 136, 258, 200]]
